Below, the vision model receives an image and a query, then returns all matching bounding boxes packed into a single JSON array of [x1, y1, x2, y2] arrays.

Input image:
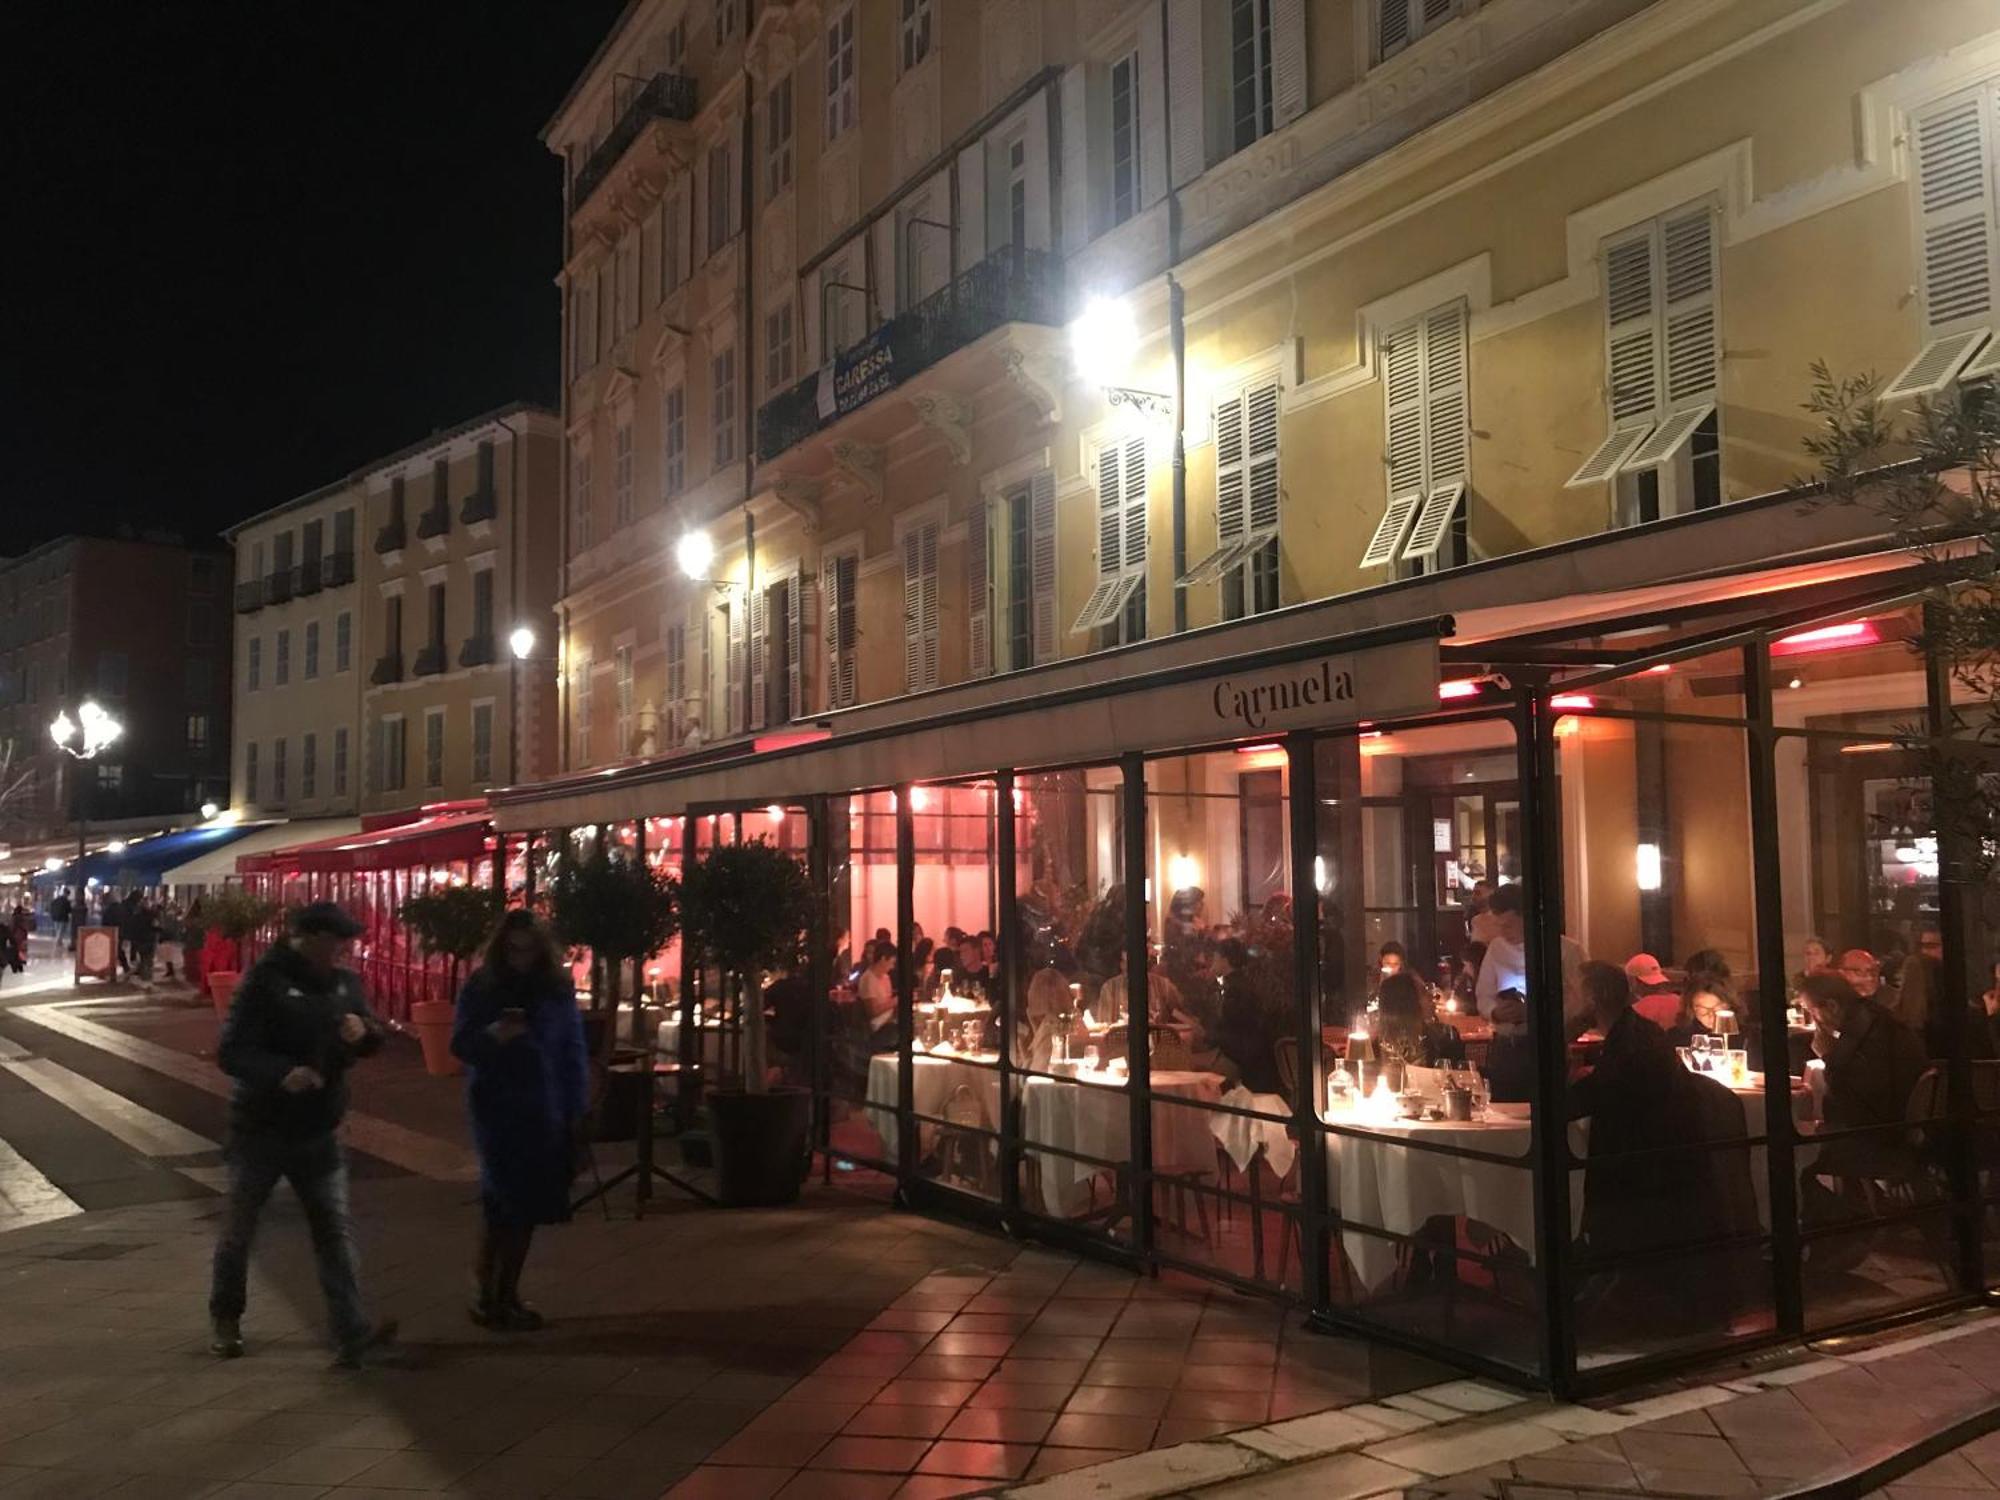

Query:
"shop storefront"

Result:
[[490, 543, 2000, 1396]]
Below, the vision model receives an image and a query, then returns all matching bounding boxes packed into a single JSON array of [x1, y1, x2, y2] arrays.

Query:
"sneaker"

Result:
[[498, 1300, 546, 1332], [330, 1318, 399, 1370], [469, 1301, 502, 1330], [209, 1318, 244, 1359]]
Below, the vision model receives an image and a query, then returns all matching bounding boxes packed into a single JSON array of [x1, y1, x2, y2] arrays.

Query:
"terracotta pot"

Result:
[[409, 999, 461, 1077], [207, 971, 241, 1018]]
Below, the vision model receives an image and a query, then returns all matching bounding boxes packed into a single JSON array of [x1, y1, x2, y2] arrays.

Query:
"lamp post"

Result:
[[49, 700, 123, 944], [508, 625, 537, 787]]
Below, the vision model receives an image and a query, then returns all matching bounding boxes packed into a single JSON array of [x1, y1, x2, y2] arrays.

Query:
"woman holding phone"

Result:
[[451, 909, 589, 1330]]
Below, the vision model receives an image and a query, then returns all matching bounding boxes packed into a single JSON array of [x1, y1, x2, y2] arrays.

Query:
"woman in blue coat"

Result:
[[451, 910, 589, 1330]]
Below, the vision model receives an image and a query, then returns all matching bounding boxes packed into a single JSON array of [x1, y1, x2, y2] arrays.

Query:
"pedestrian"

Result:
[[122, 897, 159, 986], [8, 902, 27, 972], [450, 909, 589, 1332], [209, 901, 396, 1368]]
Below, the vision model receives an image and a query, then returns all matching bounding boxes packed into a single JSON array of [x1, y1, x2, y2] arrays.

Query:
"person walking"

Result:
[[450, 909, 589, 1331], [209, 901, 395, 1368]]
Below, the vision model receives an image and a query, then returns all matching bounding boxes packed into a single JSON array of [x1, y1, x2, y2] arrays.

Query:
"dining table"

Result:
[[863, 1050, 1003, 1166]]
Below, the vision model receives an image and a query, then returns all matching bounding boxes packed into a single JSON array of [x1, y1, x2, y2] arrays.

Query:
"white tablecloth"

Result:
[[1209, 1088, 1297, 1180], [656, 1019, 727, 1071], [1021, 1069, 1224, 1217], [864, 1052, 1002, 1166]]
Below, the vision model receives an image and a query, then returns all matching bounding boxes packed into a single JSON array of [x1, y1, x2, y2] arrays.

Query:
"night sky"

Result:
[[2, 3, 625, 554]]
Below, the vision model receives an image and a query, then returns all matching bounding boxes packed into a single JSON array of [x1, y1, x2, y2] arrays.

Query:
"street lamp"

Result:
[[675, 530, 716, 582], [509, 625, 536, 660], [201, 801, 220, 820], [50, 700, 122, 943], [507, 624, 538, 786]]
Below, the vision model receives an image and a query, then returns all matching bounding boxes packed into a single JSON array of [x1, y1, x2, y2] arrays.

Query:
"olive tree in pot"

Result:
[[398, 885, 498, 1077], [201, 886, 276, 1018], [677, 836, 814, 1206]]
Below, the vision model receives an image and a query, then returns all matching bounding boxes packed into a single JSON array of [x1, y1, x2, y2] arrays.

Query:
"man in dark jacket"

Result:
[[1800, 971, 1929, 1187], [209, 902, 393, 1368]]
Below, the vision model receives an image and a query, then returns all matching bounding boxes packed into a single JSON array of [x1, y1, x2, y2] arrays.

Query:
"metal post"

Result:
[[996, 771, 1022, 1224], [1286, 734, 1331, 1310], [808, 795, 833, 1162], [1121, 753, 1155, 1262], [1744, 640, 1804, 1334], [896, 784, 917, 1198], [1170, 276, 1188, 636], [678, 816, 699, 1120]]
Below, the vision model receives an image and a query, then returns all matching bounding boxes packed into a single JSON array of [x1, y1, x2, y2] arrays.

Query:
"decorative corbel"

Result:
[[829, 440, 885, 506], [770, 474, 824, 534], [910, 392, 974, 466], [1002, 347, 1063, 426]]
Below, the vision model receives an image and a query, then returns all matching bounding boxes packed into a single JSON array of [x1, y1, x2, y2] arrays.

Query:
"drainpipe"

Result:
[[740, 1, 759, 736], [1162, 1, 1189, 636]]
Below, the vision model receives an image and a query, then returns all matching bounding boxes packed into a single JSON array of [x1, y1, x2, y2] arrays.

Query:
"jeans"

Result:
[[209, 1130, 369, 1349]]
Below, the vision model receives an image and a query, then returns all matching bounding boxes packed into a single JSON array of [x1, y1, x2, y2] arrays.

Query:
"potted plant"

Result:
[[398, 885, 500, 1076], [200, 886, 275, 1017], [678, 836, 815, 1206]]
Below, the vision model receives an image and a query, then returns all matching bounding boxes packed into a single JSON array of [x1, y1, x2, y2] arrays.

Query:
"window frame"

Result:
[[825, 6, 858, 143]]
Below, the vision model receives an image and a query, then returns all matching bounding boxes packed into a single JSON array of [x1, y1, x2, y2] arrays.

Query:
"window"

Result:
[[274, 629, 290, 686], [471, 702, 493, 784], [1565, 201, 1722, 520], [304, 619, 321, 679], [424, 710, 445, 788], [665, 15, 687, 68], [333, 726, 349, 797], [900, 0, 932, 73], [825, 7, 857, 141], [613, 419, 635, 527], [714, 0, 738, 41], [899, 197, 949, 308], [383, 715, 407, 793], [765, 303, 795, 392], [185, 656, 213, 704], [247, 635, 262, 691], [189, 554, 218, 597], [1380, 0, 1462, 61], [303, 518, 324, 572], [712, 347, 738, 467], [272, 737, 287, 805], [1110, 50, 1140, 227], [1004, 134, 1029, 253], [664, 622, 687, 739], [472, 568, 494, 645], [1072, 442, 1148, 641], [765, 75, 793, 198], [385, 595, 403, 660], [96, 650, 128, 699], [432, 456, 449, 519], [1203, 382, 1281, 619], [335, 611, 352, 672], [823, 246, 867, 354], [663, 386, 687, 497], [575, 656, 594, 764], [901, 519, 940, 693], [571, 278, 598, 376], [612, 229, 638, 336], [301, 732, 317, 800], [1885, 84, 2000, 397], [1361, 301, 1470, 573], [186, 714, 211, 754], [973, 474, 1057, 676], [614, 644, 635, 755], [571, 448, 594, 554], [1229, 0, 1274, 152], [333, 507, 355, 561], [708, 141, 736, 257], [244, 741, 258, 804], [427, 582, 446, 654], [475, 439, 494, 500], [658, 192, 685, 298], [95, 762, 123, 793], [187, 605, 214, 647]]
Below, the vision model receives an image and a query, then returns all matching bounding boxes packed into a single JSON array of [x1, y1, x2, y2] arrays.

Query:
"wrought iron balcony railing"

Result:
[[412, 643, 447, 677], [459, 488, 498, 525], [264, 571, 294, 605], [324, 551, 356, 587], [370, 653, 403, 686], [458, 634, 496, 669], [415, 502, 451, 541], [233, 581, 263, 614], [374, 520, 406, 555], [292, 558, 323, 597], [570, 73, 698, 212]]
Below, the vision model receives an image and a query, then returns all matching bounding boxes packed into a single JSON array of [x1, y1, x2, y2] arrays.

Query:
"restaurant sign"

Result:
[[1209, 658, 1355, 733]]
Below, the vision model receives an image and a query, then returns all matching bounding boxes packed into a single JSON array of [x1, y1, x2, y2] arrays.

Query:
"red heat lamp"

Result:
[[1770, 620, 1879, 657]]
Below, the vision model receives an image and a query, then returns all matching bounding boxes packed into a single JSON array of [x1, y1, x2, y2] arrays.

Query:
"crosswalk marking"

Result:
[[0, 1057, 217, 1159], [0, 1133, 82, 1231], [0, 1034, 30, 1060]]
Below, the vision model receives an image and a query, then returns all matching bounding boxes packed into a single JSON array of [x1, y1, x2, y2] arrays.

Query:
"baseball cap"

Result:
[[291, 901, 363, 939], [1624, 953, 1669, 986]]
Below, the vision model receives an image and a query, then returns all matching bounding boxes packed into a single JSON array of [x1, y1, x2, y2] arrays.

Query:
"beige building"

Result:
[[357, 405, 564, 812]]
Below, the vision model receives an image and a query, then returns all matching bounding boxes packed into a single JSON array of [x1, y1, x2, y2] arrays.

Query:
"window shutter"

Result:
[[1214, 392, 1246, 542], [1167, 0, 1204, 188], [1401, 481, 1466, 564], [1422, 301, 1469, 488], [1059, 64, 1090, 252], [902, 530, 923, 692], [1029, 470, 1058, 664], [726, 598, 745, 735], [1137, 0, 1168, 209], [748, 586, 769, 730], [1660, 206, 1718, 407], [789, 577, 814, 722], [823, 561, 842, 710], [1096, 444, 1123, 578], [1270, 0, 1306, 128], [1603, 227, 1661, 426], [1915, 91, 1997, 335], [1122, 437, 1149, 571], [956, 141, 986, 272], [1245, 384, 1280, 536], [968, 500, 993, 678], [1381, 323, 1425, 499], [1379, 0, 1411, 58], [920, 525, 940, 691]]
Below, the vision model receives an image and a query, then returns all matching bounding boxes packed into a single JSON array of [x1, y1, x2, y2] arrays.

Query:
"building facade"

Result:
[[0, 534, 232, 846]]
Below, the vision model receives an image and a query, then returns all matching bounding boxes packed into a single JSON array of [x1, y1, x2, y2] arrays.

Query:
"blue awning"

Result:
[[34, 822, 262, 891]]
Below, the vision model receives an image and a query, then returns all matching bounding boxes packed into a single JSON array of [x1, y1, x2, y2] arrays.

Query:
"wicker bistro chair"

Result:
[[939, 1083, 996, 1196]]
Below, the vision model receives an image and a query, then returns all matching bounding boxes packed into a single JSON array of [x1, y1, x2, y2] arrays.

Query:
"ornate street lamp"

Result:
[[50, 700, 122, 940]]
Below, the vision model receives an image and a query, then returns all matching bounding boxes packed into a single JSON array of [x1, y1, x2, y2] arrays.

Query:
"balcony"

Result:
[[415, 502, 451, 542], [233, 581, 264, 614], [370, 653, 403, 686], [264, 570, 294, 605], [325, 550, 356, 587], [293, 558, 323, 597], [571, 73, 698, 213], [374, 520, 406, 555], [459, 488, 497, 525], [412, 643, 447, 677], [757, 248, 1064, 463], [458, 634, 496, 669]]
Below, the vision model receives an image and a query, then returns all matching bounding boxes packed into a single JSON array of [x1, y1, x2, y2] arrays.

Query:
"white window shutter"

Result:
[[1096, 444, 1123, 578], [789, 577, 814, 722], [1360, 493, 1421, 569], [1214, 392, 1246, 541], [824, 561, 843, 711], [1270, 0, 1306, 128], [726, 600, 745, 735], [1022, 91, 1052, 252], [1381, 323, 1425, 499], [1122, 437, 1149, 571], [1167, 0, 1205, 188], [1603, 227, 1662, 425], [919, 525, 940, 691], [1915, 90, 1998, 335], [1660, 206, 1719, 407], [956, 141, 986, 272], [902, 529, 923, 693], [1029, 470, 1058, 664], [1565, 426, 1653, 489], [748, 587, 768, 731], [1245, 384, 1280, 536], [1137, 0, 1168, 209], [1622, 402, 1715, 474], [1401, 481, 1465, 564], [1422, 302, 1470, 489], [968, 500, 993, 678], [1059, 64, 1090, 253]]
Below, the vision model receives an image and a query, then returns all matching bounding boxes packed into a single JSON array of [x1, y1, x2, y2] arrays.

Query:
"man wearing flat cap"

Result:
[[209, 901, 395, 1368]]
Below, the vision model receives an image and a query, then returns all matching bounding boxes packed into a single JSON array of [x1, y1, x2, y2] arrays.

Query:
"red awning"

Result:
[[238, 808, 493, 875]]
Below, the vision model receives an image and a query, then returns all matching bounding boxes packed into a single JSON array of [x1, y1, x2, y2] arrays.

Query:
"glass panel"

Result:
[[1012, 766, 1132, 1242], [1573, 644, 1752, 720], [1768, 603, 1927, 725], [825, 790, 898, 1176], [1314, 717, 1541, 1376], [1143, 746, 1301, 1293]]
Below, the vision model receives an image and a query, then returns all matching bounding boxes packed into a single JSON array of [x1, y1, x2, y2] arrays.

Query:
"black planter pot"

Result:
[[707, 1085, 812, 1207]]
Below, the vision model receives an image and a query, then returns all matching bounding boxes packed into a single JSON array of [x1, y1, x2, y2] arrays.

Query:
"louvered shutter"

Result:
[[1270, 0, 1306, 128], [748, 587, 768, 730], [902, 529, 923, 693], [968, 501, 993, 678], [1361, 494, 1421, 569], [1422, 302, 1469, 489], [789, 576, 814, 722], [1167, 0, 1204, 188], [726, 597, 745, 735], [1029, 470, 1057, 664], [1661, 206, 1718, 407], [1137, 0, 1168, 210], [1059, 65, 1090, 252], [919, 525, 940, 691], [1381, 322, 1425, 500], [1096, 444, 1123, 578], [1603, 226, 1662, 427], [1122, 437, 1148, 571], [1214, 392, 1246, 543], [1379, 0, 1411, 58], [956, 141, 986, 273], [1245, 384, 1280, 536], [823, 560, 843, 710], [1916, 90, 1997, 335]]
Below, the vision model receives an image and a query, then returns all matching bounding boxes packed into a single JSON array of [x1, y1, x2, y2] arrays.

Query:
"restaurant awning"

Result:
[[34, 821, 267, 891], [162, 818, 360, 887], [239, 807, 493, 875]]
